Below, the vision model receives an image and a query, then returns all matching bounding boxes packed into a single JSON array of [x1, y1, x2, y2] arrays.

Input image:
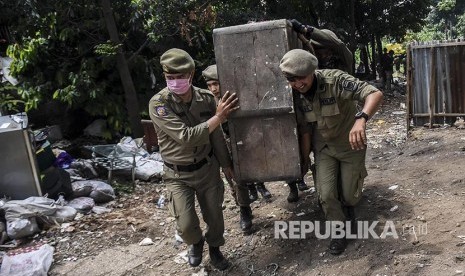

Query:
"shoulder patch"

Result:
[[155, 106, 169, 117], [151, 99, 165, 107], [339, 79, 358, 92]]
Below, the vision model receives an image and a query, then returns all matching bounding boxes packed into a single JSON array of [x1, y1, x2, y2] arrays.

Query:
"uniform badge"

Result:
[[155, 106, 169, 117], [302, 103, 313, 112], [320, 97, 336, 105], [340, 80, 358, 92]]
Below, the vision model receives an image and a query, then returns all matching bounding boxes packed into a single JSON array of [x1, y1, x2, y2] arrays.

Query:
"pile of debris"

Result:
[[0, 135, 164, 275]]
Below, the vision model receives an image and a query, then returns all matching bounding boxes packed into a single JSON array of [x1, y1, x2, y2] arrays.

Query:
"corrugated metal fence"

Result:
[[407, 40, 465, 127]]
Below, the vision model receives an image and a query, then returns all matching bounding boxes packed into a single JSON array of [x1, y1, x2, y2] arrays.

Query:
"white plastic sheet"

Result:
[[0, 244, 54, 276]]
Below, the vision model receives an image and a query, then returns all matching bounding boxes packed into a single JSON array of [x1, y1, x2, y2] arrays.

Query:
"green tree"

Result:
[[1, 0, 437, 137], [412, 0, 465, 40], [2, 0, 151, 137]]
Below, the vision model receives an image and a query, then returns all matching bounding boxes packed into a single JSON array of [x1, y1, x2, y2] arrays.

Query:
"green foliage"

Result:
[[412, 0, 465, 41], [437, 0, 456, 11], [2, 0, 154, 136], [0, 85, 24, 113], [458, 13, 465, 35], [0, 0, 449, 137], [94, 41, 122, 57]]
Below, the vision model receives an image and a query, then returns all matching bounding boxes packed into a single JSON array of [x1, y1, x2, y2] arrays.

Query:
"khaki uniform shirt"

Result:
[[311, 28, 354, 75], [149, 86, 232, 168], [295, 69, 379, 151]]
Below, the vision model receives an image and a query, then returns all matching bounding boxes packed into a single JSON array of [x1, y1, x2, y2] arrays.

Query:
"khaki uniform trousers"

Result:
[[224, 137, 250, 207], [234, 182, 251, 206], [164, 156, 225, 247], [314, 144, 367, 222]]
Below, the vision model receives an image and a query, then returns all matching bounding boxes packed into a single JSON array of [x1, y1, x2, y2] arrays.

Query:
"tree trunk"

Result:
[[348, 0, 356, 74], [361, 45, 370, 76], [375, 34, 383, 81], [370, 34, 377, 80], [101, 0, 143, 138]]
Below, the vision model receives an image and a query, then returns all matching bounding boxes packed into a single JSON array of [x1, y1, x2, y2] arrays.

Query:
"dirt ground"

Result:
[[8, 86, 465, 275]]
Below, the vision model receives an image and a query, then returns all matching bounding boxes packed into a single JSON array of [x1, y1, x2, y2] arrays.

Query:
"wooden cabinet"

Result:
[[213, 19, 302, 183]]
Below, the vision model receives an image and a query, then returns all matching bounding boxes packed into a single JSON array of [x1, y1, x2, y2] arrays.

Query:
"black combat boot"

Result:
[[346, 206, 355, 221], [345, 206, 357, 235], [239, 206, 253, 234], [297, 179, 310, 191], [187, 236, 204, 267], [248, 184, 258, 202], [329, 237, 347, 255], [255, 182, 272, 199], [209, 246, 230, 271], [287, 181, 299, 202]]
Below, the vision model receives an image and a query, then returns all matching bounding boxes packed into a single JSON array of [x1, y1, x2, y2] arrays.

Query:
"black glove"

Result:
[[289, 19, 305, 33], [288, 19, 314, 39]]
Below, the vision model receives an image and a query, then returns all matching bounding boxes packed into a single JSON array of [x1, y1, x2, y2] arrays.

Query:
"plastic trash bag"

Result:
[[134, 158, 163, 181], [6, 218, 39, 239], [116, 136, 148, 156], [71, 181, 94, 197], [53, 151, 74, 169], [54, 206, 78, 223], [3, 198, 53, 239], [71, 180, 115, 203], [3, 197, 56, 221], [0, 243, 54, 276], [88, 181, 115, 203], [67, 197, 95, 214], [2, 197, 76, 239], [69, 159, 98, 179], [89, 186, 115, 203]]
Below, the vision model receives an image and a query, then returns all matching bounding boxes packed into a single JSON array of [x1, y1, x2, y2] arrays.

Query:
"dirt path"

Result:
[[45, 92, 465, 276]]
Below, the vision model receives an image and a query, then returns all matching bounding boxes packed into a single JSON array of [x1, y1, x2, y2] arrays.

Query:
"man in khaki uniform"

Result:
[[289, 19, 353, 74], [202, 65, 272, 235], [283, 19, 355, 202], [149, 48, 238, 270], [279, 49, 383, 255]]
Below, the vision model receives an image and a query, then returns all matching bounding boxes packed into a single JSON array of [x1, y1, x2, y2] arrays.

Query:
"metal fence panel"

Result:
[[408, 41, 465, 127]]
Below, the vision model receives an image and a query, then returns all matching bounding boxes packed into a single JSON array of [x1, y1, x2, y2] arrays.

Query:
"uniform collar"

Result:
[[314, 71, 326, 93], [192, 86, 204, 102], [299, 74, 318, 100]]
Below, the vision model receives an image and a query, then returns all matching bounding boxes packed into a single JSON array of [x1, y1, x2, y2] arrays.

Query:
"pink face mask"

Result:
[[167, 78, 191, 95]]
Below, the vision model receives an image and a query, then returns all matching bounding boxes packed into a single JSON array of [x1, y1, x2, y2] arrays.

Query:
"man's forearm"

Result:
[[362, 91, 383, 118]]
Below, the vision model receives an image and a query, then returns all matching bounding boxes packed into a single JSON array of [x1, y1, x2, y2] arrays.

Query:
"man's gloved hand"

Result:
[[288, 19, 314, 39], [289, 19, 305, 33]]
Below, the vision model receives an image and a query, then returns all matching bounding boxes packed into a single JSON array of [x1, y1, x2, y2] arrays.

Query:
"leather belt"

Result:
[[164, 150, 213, 172]]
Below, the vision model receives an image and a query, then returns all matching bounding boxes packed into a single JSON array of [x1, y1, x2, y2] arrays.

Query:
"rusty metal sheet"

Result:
[[408, 40, 465, 126]]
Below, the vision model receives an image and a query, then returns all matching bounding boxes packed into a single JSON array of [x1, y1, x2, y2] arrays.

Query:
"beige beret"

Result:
[[202, 65, 218, 81], [311, 29, 339, 48], [279, 49, 318, 77], [160, 48, 195, 73]]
